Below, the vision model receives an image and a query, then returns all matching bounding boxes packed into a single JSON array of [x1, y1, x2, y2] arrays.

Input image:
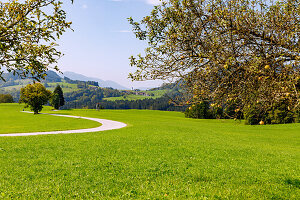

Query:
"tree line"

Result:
[[0, 94, 14, 103], [19, 83, 65, 114]]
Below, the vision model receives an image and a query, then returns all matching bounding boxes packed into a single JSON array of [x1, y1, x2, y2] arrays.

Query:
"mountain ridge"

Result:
[[0, 70, 128, 90], [62, 71, 128, 90]]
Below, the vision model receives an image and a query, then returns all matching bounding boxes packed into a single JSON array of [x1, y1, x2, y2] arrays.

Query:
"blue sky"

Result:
[[57, 0, 164, 89]]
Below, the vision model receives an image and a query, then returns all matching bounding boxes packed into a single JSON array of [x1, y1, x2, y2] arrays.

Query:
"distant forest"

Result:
[[61, 84, 186, 111]]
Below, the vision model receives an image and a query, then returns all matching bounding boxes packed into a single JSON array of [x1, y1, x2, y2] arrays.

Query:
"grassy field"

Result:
[[1, 81, 79, 94], [0, 104, 299, 199], [46, 82, 79, 93], [0, 104, 100, 134], [103, 94, 158, 101], [2, 84, 27, 91], [103, 90, 167, 101]]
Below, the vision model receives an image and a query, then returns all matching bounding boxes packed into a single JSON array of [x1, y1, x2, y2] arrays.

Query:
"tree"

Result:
[[0, 94, 14, 103], [0, 0, 73, 81], [129, 0, 300, 123], [50, 84, 65, 109], [50, 92, 60, 110], [20, 82, 51, 114]]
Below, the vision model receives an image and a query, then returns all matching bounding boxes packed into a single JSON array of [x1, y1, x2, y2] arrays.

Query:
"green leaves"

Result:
[[129, 0, 300, 118], [0, 0, 72, 81], [20, 82, 52, 114]]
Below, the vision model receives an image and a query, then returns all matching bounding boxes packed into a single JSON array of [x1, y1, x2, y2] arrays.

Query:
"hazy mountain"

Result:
[[0, 70, 62, 88], [62, 71, 128, 90], [44, 71, 62, 83]]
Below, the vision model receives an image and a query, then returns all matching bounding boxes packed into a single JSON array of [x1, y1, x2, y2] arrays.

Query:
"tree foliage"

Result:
[[0, 0, 72, 81], [50, 84, 64, 109], [129, 0, 300, 123], [50, 92, 60, 110], [0, 93, 14, 103], [20, 82, 51, 114]]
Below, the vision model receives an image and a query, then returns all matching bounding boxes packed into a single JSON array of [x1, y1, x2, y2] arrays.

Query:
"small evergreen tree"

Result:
[[50, 93, 60, 110], [51, 85, 65, 109]]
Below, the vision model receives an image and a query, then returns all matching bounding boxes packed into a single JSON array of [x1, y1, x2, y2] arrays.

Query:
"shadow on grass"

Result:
[[285, 178, 300, 189]]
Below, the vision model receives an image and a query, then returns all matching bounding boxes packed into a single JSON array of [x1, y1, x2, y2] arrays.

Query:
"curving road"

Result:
[[0, 112, 127, 137]]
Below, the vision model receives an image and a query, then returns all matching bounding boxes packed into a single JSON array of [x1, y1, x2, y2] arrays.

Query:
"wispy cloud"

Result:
[[113, 30, 132, 33], [82, 4, 88, 9], [145, 0, 162, 5], [120, 30, 131, 33]]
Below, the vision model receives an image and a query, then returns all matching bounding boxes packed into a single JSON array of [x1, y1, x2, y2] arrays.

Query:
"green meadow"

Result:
[[103, 94, 158, 101], [103, 90, 167, 101], [0, 104, 299, 199], [0, 104, 100, 134], [46, 82, 79, 93]]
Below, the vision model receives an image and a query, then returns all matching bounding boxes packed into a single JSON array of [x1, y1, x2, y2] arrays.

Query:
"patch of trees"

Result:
[[63, 77, 99, 88], [61, 87, 122, 109], [61, 86, 184, 111], [185, 100, 300, 125], [0, 88, 20, 102], [63, 96, 186, 111], [19, 83, 66, 114], [100, 98, 185, 111], [149, 81, 181, 91], [0, 94, 14, 103]]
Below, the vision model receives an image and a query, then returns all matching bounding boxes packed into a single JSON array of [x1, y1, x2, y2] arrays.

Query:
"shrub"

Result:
[[244, 100, 299, 125], [266, 100, 297, 124], [185, 101, 210, 119], [244, 103, 267, 125], [0, 94, 14, 103]]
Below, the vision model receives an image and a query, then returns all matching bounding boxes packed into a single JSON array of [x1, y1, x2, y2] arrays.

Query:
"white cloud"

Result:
[[145, 0, 162, 5], [114, 30, 131, 33], [82, 4, 88, 9]]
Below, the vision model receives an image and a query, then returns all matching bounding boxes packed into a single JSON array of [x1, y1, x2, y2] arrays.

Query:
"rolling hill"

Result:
[[62, 71, 128, 90]]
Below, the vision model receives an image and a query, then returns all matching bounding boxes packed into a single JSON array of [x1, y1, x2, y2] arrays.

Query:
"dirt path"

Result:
[[0, 112, 127, 137]]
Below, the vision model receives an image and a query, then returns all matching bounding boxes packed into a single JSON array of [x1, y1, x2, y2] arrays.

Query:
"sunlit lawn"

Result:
[[0, 104, 100, 134], [0, 104, 299, 199]]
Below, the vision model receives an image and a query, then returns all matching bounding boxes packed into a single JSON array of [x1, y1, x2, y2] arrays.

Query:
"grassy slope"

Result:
[[46, 82, 79, 93], [103, 90, 167, 101], [0, 107, 299, 199], [1, 81, 79, 94], [0, 104, 100, 134]]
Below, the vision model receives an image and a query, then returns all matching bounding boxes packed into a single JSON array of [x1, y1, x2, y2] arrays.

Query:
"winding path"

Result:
[[0, 112, 127, 137]]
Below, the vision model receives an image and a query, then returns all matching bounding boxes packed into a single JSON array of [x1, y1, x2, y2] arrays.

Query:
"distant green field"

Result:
[[146, 89, 168, 96], [46, 82, 79, 93], [103, 90, 167, 101], [0, 104, 100, 134], [1, 80, 32, 91], [1, 81, 79, 94], [2, 85, 24, 91], [0, 105, 299, 199]]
